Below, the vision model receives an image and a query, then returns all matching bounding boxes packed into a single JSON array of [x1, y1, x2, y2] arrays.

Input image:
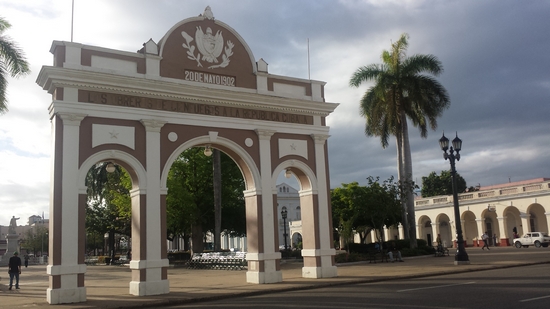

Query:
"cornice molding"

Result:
[[37, 66, 339, 117]]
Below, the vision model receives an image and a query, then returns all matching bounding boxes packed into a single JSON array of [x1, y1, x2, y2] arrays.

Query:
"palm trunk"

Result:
[[400, 115, 417, 248], [191, 224, 204, 255], [108, 229, 115, 263], [213, 149, 222, 252], [395, 130, 408, 242]]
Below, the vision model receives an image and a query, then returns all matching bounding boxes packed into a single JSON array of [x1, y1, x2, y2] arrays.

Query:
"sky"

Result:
[[0, 0, 549, 227]]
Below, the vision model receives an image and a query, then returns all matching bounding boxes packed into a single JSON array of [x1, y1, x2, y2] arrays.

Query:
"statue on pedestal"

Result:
[[1, 216, 21, 266], [9, 216, 19, 234]]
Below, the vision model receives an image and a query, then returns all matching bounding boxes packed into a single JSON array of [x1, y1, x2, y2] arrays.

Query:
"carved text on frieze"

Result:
[[79, 90, 313, 125]]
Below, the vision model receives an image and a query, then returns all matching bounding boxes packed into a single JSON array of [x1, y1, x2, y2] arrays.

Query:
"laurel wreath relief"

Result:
[[181, 30, 234, 69]]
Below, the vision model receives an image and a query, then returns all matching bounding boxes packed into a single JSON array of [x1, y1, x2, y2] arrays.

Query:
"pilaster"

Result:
[[47, 113, 87, 304], [128, 119, 169, 296], [301, 134, 336, 279], [247, 129, 282, 284], [475, 218, 484, 238], [496, 216, 509, 246], [520, 213, 531, 235]]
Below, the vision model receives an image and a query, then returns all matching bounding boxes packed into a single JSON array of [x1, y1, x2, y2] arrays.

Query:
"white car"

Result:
[[513, 232, 550, 248]]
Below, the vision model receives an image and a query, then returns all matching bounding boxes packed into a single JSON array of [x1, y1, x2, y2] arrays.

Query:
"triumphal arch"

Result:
[[37, 7, 338, 304]]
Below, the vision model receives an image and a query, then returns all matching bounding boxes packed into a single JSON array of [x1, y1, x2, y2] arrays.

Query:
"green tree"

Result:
[[363, 176, 403, 244], [349, 33, 450, 248], [332, 182, 365, 251], [0, 17, 30, 114], [21, 226, 48, 256], [421, 170, 468, 197], [85, 162, 131, 258], [166, 148, 245, 253], [331, 177, 403, 250]]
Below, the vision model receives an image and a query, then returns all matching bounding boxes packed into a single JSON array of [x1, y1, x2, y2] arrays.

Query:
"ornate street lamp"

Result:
[[439, 132, 470, 265], [106, 162, 116, 173], [281, 208, 288, 250], [204, 145, 213, 157]]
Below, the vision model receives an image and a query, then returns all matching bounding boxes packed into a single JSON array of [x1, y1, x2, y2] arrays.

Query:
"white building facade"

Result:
[[287, 178, 550, 249], [216, 182, 302, 251], [414, 178, 550, 247]]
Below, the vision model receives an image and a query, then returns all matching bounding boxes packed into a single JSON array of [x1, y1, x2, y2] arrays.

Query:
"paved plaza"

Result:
[[1, 247, 549, 309]]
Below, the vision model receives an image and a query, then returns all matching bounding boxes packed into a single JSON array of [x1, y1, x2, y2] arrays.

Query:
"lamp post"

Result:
[[439, 132, 470, 265], [281, 208, 288, 250]]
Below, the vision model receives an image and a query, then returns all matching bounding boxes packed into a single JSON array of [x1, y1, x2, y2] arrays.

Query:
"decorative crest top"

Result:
[[181, 7, 235, 69], [201, 6, 214, 20]]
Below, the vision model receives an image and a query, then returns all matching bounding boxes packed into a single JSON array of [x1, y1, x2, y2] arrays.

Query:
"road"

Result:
[[169, 264, 550, 309]]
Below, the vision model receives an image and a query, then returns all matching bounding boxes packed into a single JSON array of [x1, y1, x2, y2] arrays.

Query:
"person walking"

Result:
[[481, 232, 490, 250], [24, 253, 29, 268], [8, 251, 22, 290]]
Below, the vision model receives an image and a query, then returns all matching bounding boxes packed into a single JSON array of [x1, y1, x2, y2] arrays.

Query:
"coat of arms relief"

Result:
[[181, 6, 234, 69]]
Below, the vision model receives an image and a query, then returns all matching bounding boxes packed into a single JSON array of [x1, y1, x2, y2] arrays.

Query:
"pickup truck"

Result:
[[513, 232, 550, 248]]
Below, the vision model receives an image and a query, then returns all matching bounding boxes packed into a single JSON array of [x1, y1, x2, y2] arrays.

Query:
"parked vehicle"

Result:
[[513, 232, 550, 248]]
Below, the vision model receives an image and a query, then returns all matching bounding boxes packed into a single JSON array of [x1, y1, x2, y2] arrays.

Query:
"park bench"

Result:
[[368, 249, 389, 263], [113, 255, 129, 265], [85, 257, 98, 265], [188, 252, 247, 270], [434, 246, 449, 257]]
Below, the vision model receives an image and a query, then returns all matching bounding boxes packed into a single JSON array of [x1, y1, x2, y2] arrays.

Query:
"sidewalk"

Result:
[[1, 247, 549, 309]]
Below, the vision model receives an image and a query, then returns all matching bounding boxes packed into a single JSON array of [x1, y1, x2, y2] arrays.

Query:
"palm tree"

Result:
[[0, 17, 30, 114], [349, 33, 450, 248]]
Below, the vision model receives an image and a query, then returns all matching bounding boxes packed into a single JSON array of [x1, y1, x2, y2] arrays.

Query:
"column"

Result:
[[246, 130, 281, 284], [129, 119, 169, 296], [475, 218, 484, 247], [497, 216, 509, 246], [431, 222, 438, 246], [300, 134, 336, 279], [369, 230, 377, 244], [47, 113, 87, 304], [383, 225, 390, 242], [520, 214, 530, 235]]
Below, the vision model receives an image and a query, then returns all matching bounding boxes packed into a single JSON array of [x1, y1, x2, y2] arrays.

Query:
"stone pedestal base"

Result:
[[246, 270, 282, 284], [129, 279, 169, 296], [0, 234, 20, 266], [300, 248, 338, 279], [245, 253, 283, 284], [302, 265, 338, 279], [128, 259, 170, 296], [47, 287, 86, 304], [0, 252, 12, 267]]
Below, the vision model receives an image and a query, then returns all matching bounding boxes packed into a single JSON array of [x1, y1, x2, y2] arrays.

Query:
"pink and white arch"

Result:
[[37, 7, 338, 305]]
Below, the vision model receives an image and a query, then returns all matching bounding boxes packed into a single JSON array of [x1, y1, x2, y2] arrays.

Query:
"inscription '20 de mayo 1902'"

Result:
[[184, 70, 235, 87], [79, 90, 313, 125]]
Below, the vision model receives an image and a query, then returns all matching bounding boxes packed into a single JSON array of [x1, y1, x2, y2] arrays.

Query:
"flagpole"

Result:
[[307, 38, 310, 80], [71, 0, 74, 42]]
